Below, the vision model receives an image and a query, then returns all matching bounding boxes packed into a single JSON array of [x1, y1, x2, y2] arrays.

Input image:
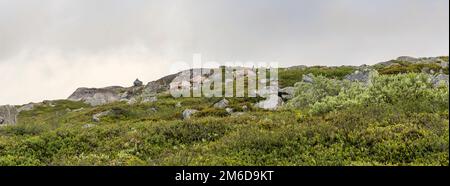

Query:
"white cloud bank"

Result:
[[0, 0, 448, 105], [0, 44, 172, 105]]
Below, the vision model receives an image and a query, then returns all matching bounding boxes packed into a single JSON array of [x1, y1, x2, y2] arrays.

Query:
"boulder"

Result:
[[133, 79, 143, 87], [182, 109, 198, 120], [225, 108, 234, 114], [68, 86, 124, 106], [256, 86, 279, 98], [254, 95, 284, 110], [302, 74, 314, 83], [0, 105, 18, 125], [279, 86, 295, 100], [430, 74, 449, 87], [344, 68, 378, 85], [214, 99, 229, 109]]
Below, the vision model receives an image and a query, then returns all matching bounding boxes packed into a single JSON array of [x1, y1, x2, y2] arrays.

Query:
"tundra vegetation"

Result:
[[0, 57, 448, 166]]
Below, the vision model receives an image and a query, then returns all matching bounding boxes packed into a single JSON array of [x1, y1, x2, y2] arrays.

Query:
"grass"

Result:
[[0, 60, 448, 166]]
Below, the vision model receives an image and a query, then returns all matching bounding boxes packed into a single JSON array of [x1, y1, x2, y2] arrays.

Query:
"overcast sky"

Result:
[[0, 0, 449, 105]]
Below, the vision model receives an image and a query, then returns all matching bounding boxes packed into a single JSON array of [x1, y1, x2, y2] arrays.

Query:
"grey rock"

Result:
[[145, 73, 179, 95], [133, 78, 143, 87], [302, 74, 314, 83], [430, 74, 449, 87], [68, 86, 124, 106], [214, 99, 229, 109], [256, 86, 279, 98], [92, 110, 111, 122], [376, 56, 447, 67], [344, 68, 378, 85], [396, 56, 419, 62], [254, 95, 284, 110], [242, 105, 248, 111], [225, 108, 234, 114], [0, 105, 18, 125], [279, 86, 295, 100], [17, 103, 35, 112], [182, 109, 199, 120], [120, 86, 145, 100]]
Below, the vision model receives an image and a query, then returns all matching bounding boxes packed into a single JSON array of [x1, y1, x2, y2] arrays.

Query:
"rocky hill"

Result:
[[1, 56, 448, 126], [0, 56, 448, 166]]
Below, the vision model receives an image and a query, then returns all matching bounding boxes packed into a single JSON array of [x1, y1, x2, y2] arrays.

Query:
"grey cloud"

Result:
[[0, 0, 448, 104]]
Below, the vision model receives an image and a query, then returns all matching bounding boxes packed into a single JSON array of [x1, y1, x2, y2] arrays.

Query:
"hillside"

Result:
[[0, 56, 448, 166]]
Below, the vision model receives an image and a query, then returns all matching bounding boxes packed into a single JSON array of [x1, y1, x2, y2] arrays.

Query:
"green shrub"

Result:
[[286, 75, 351, 109], [303, 73, 449, 115]]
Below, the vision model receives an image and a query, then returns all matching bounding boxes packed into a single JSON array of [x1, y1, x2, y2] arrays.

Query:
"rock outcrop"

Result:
[[254, 95, 284, 110], [344, 68, 378, 85], [376, 56, 448, 67], [145, 73, 179, 95], [68, 86, 125, 106], [0, 105, 18, 125]]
